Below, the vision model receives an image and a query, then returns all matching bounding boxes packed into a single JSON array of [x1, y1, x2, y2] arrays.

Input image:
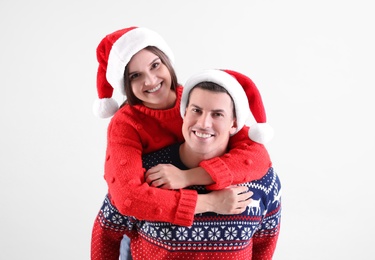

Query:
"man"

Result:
[[118, 69, 281, 259]]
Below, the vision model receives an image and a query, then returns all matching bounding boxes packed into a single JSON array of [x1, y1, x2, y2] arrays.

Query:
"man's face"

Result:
[[182, 87, 237, 159]]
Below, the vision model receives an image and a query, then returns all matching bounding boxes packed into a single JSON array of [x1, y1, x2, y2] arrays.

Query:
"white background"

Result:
[[1, 0, 374, 259]]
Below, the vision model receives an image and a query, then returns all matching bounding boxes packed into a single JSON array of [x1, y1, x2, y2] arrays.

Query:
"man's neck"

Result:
[[179, 143, 225, 168]]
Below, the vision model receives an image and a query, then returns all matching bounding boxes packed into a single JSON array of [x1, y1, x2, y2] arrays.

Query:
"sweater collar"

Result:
[[132, 86, 183, 120]]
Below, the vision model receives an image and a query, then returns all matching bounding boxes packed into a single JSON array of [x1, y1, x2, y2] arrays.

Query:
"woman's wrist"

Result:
[[185, 167, 214, 186]]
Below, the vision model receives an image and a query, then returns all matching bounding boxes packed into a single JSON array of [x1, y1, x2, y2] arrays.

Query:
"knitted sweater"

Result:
[[108, 144, 281, 259], [105, 86, 272, 226]]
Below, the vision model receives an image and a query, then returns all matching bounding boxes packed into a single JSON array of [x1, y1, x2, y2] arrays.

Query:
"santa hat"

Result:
[[181, 69, 274, 144], [93, 27, 175, 118]]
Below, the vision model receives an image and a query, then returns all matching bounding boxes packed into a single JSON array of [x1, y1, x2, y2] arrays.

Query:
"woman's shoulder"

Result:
[[110, 104, 137, 122], [106, 105, 143, 136]]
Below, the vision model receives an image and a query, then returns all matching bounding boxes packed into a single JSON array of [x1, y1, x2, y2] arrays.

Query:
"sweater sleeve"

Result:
[[252, 232, 280, 260], [199, 125, 272, 190], [104, 114, 197, 227], [251, 207, 281, 260], [252, 168, 282, 260]]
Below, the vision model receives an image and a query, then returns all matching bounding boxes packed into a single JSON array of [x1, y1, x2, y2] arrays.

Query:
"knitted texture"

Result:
[[94, 144, 281, 259], [131, 168, 281, 259], [91, 212, 124, 260], [103, 86, 272, 227], [129, 145, 281, 259]]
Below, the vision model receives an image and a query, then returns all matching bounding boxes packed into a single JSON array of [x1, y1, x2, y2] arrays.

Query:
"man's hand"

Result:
[[196, 185, 253, 214]]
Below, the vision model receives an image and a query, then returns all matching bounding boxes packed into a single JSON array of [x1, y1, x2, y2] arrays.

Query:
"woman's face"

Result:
[[127, 49, 175, 109]]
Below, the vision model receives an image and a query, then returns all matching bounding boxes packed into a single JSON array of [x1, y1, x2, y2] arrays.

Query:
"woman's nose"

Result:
[[144, 72, 156, 86]]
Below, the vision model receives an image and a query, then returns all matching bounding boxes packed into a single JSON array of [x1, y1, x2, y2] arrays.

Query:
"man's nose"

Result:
[[197, 113, 212, 128]]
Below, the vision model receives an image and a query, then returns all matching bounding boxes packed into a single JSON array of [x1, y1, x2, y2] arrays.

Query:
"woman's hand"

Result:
[[146, 165, 215, 189], [145, 164, 188, 189]]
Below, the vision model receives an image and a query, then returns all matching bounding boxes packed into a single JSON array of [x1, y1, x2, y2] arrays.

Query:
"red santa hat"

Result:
[[181, 69, 274, 144], [93, 27, 175, 118]]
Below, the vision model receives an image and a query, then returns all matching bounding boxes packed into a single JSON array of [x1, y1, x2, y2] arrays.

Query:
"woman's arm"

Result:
[[105, 115, 198, 227], [145, 126, 271, 190], [198, 125, 272, 190]]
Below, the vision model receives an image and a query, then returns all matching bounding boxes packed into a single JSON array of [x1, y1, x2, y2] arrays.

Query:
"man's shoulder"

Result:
[[242, 167, 281, 196]]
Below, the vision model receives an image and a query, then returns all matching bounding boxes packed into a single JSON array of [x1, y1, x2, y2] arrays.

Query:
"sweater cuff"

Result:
[[199, 157, 233, 190], [173, 189, 198, 226]]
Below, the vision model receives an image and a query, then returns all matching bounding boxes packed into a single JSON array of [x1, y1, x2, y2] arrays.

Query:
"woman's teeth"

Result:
[[146, 84, 161, 93]]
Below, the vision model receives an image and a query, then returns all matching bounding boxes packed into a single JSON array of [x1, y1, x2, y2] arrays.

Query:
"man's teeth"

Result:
[[195, 132, 212, 138], [147, 84, 161, 93]]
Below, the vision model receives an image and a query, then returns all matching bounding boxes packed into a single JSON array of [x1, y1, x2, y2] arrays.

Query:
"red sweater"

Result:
[[104, 86, 271, 226]]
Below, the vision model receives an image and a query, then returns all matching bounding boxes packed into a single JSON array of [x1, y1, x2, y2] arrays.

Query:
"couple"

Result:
[[91, 27, 281, 259]]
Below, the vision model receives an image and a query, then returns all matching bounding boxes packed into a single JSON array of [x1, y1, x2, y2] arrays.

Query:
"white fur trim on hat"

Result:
[[249, 123, 274, 144], [106, 27, 175, 96], [181, 69, 251, 134], [93, 98, 119, 118], [181, 69, 273, 144]]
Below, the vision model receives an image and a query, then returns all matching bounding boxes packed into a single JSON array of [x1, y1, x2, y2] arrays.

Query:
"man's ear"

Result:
[[229, 119, 238, 135]]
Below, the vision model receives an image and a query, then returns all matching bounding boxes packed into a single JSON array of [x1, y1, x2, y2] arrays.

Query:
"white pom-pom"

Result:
[[249, 123, 274, 144], [92, 98, 119, 118]]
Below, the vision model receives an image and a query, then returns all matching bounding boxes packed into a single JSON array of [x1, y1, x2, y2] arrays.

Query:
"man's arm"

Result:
[[252, 169, 282, 260]]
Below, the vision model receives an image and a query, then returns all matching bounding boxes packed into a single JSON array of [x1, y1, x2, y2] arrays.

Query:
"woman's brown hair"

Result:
[[120, 46, 178, 107]]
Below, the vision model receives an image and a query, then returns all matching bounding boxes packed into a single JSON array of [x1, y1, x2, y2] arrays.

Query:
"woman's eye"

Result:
[[129, 73, 139, 81], [151, 62, 160, 69]]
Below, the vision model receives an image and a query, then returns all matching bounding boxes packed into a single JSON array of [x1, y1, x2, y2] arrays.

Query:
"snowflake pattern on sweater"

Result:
[[98, 143, 281, 259], [135, 168, 281, 253]]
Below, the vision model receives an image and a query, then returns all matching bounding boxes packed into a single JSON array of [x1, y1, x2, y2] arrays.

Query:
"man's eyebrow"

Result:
[[211, 109, 225, 113], [189, 104, 201, 109], [190, 104, 226, 113]]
